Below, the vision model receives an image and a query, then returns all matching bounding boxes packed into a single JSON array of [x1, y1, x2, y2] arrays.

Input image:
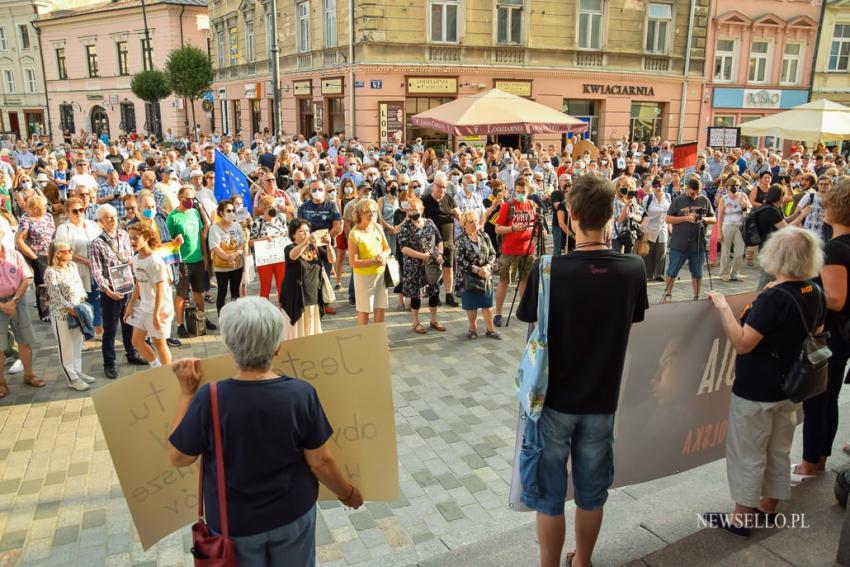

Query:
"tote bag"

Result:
[[514, 255, 552, 422]]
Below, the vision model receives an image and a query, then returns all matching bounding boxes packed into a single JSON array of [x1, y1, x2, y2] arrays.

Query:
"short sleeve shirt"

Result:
[[668, 194, 714, 252], [168, 378, 333, 537], [166, 208, 204, 264], [0, 247, 27, 296]]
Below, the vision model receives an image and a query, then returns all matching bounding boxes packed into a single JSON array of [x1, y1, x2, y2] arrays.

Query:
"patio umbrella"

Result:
[[411, 88, 588, 136], [738, 99, 850, 144]]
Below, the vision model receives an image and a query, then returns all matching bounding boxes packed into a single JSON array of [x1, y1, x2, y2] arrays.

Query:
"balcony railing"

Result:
[[576, 52, 604, 67], [323, 50, 340, 66], [428, 45, 461, 63], [493, 47, 525, 65], [296, 53, 312, 69], [642, 55, 670, 72]]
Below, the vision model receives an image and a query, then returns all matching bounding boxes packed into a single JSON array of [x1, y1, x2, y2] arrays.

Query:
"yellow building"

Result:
[[211, 0, 708, 148], [811, 0, 850, 106]]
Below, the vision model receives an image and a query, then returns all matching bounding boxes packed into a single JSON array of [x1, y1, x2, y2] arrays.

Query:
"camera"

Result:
[[692, 206, 707, 221]]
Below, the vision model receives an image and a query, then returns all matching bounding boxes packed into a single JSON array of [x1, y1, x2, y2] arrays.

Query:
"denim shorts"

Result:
[[520, 407, 615, 516], [667, 248, 705, 279]]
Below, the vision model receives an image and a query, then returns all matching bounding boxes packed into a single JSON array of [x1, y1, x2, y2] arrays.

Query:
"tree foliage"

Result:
[[165, 46, 214, 101], [130, 70, 172, 104]]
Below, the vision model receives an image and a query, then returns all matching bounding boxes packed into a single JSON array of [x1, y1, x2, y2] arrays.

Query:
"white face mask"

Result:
[[344, 186, 354, 195], [311, 189, 324, 199], [223, 211, 236, 222], [328, 191, 337, 200], [347, 164, 357, 172], [466, 183, 476, 193]]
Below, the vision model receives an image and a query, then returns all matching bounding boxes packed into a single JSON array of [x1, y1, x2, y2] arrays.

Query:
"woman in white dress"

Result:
[[124, 222, 174, 366]]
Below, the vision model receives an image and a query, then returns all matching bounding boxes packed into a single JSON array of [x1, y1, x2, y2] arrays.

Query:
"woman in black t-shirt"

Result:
[[705, 227, 825, 538], [755, 185, 809, 290], [797, 180, 850, 477], [280, 219, 334, 339]]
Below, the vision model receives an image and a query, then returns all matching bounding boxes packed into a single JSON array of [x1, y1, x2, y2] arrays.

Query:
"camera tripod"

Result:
[[505, 211, 546, 327], [659, 216, 714, 305]]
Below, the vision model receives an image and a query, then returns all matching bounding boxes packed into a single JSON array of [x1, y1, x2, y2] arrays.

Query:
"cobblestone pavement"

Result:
[[0, 261, 759, 566]]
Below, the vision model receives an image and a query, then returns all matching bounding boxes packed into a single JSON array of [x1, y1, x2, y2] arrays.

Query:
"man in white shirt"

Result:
[[90, 145, 115, 184], [68, 159, 100, 194], [190, 169, 217, 219], [154, 167, 180, 213]]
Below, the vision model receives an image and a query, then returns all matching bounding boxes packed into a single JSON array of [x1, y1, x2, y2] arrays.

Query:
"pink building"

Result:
[[702, 0, 820, 149], [34, 0, 211, 142]]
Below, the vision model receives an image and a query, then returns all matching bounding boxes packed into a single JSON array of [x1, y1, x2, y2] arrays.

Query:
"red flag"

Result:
[[672, 142, 698, 170]]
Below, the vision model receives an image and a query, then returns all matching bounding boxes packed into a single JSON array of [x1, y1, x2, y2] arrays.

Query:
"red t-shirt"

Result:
[[496, 200, 535, 255]]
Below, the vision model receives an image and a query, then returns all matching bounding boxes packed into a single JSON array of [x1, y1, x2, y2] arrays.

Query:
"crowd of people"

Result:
[[2, 128, 850, 565]]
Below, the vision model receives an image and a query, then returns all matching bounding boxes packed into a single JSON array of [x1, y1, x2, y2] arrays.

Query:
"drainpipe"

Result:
[[271, 0, 281, 136], [807, 0, 828, 102], [179, 5, 189, 134], [33, 22, 53, 139], [677, 0, 697, 143], [349, 0, 355, 137]]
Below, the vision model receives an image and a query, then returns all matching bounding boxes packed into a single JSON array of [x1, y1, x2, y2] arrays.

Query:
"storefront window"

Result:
[[563, 99, 598, 144], [739, 115, 761, 149], [713, 115, 734, 128], [405, 97, 453, 151], [232, 100, 242, 135], [629, 102, 662, 143], [328, 98, 344, 135], [251, 99, 262, 135]]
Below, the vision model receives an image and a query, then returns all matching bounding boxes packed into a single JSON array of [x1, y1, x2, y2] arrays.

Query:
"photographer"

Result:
[[493, 177, 537, 327], [663, 178, 715, 302], [611, 176, 643, 254]]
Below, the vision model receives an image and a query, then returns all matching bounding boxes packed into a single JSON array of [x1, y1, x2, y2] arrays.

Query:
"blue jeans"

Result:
[[223, 504, 317, 567], [86, 289, 103, 327], [520, 407, 614, 515], [666, 248, 704, 279]]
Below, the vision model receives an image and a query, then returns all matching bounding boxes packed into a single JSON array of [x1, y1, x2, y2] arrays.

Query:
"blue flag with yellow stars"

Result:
[[213, 148, 253, 214]]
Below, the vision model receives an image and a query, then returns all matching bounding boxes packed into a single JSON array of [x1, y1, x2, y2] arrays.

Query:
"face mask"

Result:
[[368, 175, 377, 181], [295, 180, 305, 189], [619, 188, 628, 196], [142, 208, 156, 219], [400, 201, 410, 210], [515, 193, 527, 203], [413, 186, 423, 196], [312, 189, 324, 199], [466, 183, 476, 193], [223, 212, 236, 223], [408, 213, 421, 221], [328, 191, 337, 200], [388, 186, 398, 195], [344, 186, 353, 195], [234, 205, 243, 212], [729, 186, 738, 194], [21, 182, 31, 190], [267, 207, 278, 217], [441, 165, 449, 172], [475, 164, 484, 171], [348, 164, 357, 172], [364, 192, 373, 200], [181, 199, 193, 209], [399, 183, 408, 191]]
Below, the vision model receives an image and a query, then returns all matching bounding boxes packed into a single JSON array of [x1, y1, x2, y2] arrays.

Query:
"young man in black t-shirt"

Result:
[[664, 178, 716, 301], [517, 175, 647, 567]]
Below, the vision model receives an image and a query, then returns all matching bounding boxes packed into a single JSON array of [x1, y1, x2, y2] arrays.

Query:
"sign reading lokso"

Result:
[[92, 325, 398, 549], [509, 292, 760, 508]]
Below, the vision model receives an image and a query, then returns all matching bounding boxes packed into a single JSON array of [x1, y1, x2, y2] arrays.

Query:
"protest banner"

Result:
[[253, 236, 290, 267], [92, 324, 398, 549], [509, 292, 759, 509]]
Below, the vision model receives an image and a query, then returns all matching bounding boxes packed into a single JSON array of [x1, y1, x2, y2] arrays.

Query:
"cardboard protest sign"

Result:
[[509, 292, 759, 509], [253, 236, 290, 267], [92, 324, 398, 549]]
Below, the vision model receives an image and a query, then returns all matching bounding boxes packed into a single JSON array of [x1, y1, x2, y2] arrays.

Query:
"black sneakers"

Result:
[[104, 366, 118, 379]]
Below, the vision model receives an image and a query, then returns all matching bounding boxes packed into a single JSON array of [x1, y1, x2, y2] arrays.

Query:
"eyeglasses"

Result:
[[223, 209, 235, 213], [263, 178, 274, 183], [70, 208, 84, 214]]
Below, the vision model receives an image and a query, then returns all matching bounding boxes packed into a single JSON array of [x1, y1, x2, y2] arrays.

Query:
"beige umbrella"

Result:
[[411, 88, 587, 136], [738, 99, 850, 143]]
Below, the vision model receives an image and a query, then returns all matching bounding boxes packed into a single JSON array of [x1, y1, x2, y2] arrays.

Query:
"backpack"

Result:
[[773, 284, 831, 403], [740, 207, 767, 247]]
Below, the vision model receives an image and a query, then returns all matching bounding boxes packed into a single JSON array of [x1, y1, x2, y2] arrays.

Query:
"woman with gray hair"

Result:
[[168, 297, 363, 566], [704, 227, 826, 538]]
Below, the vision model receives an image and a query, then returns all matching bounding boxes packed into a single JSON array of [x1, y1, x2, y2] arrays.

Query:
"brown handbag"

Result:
[[191, 382, 238, 566]]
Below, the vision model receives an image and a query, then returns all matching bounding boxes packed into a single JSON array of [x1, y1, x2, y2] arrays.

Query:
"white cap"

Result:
[[189, 169, 204, 178]]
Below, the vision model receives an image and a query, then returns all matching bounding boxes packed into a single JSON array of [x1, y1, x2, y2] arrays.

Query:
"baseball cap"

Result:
[[189, 169, 204, 178], [35, 173, 49, 183], [162, 166, 175, 173]]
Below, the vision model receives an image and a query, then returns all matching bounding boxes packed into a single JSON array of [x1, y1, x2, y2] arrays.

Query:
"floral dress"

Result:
[[397, 218, 442, 299], [454, 231, 496, 292]]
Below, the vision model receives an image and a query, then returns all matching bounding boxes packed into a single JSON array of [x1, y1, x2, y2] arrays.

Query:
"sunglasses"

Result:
[[223, 209, 235, 213], [70, 208, 84, 214]]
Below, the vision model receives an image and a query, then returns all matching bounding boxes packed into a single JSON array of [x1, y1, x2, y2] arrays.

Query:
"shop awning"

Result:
[[738, 99, 850, 144], [411, 88, 588, 136]]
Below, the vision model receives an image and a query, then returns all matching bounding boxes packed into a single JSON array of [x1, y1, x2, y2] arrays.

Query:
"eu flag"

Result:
[[213, 149, 253, 214]]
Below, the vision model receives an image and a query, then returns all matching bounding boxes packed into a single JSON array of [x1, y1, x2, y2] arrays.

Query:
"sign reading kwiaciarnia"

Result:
[[92, 324, 398, 549]]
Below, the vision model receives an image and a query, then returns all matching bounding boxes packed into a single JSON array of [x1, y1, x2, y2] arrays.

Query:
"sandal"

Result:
[[565, 550, 592, 567], [413, 323, 427, 334], [0, 383, 7, 398], [485, 330, 503, 340], [23, 375, 46, 388], [467, 330, 478, 339], [429, 321, 446, 332]]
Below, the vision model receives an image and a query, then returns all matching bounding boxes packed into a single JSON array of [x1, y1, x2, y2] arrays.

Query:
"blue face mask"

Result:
[[142, 208, 155, 219]]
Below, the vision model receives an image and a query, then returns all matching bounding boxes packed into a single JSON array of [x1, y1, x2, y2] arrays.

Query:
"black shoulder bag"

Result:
[[773, 284, 831, 403]]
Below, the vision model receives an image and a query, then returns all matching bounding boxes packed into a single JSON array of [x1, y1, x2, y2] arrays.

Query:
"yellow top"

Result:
[[349, 225, 385, 276]]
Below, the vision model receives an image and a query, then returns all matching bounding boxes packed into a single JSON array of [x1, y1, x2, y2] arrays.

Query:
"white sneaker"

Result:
[[69, 378, 89, 391], [8, 359, 23, 374], [79, 374, 96, 384]]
